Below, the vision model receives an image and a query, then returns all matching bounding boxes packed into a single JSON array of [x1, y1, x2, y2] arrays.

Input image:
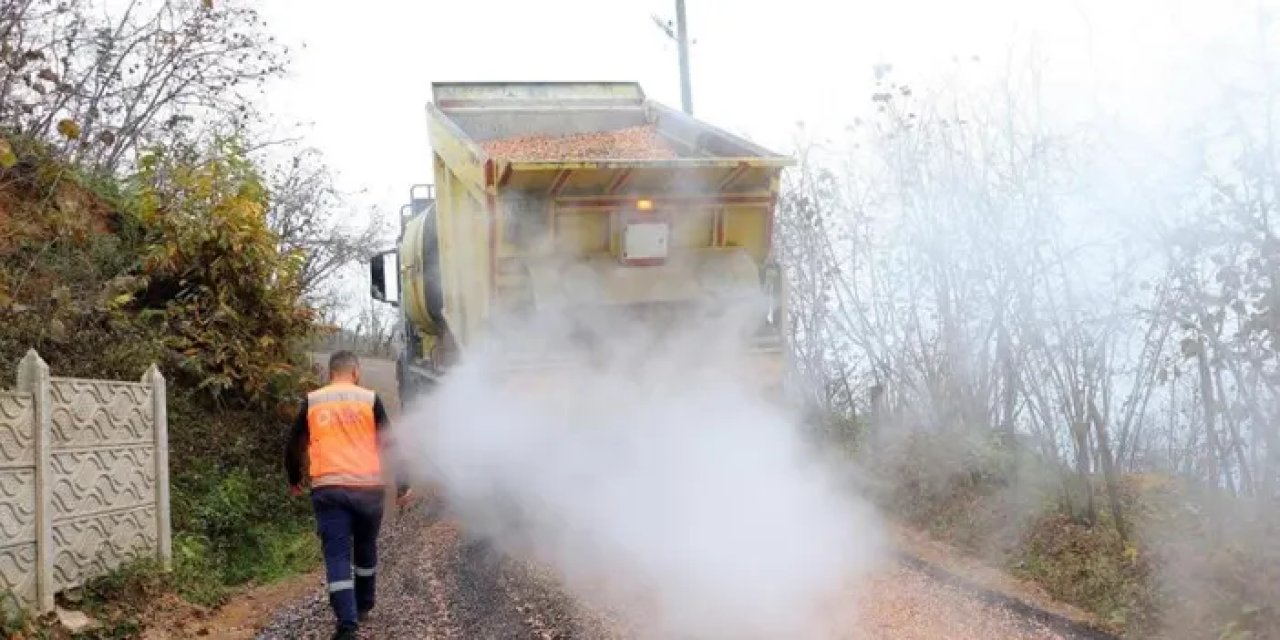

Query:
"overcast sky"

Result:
[[251, 0, 1260, 321]]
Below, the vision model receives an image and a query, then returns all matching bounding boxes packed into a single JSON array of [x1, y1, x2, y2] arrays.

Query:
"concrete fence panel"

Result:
[[0, 351, 170, 613], [0, 389, 38, 611]]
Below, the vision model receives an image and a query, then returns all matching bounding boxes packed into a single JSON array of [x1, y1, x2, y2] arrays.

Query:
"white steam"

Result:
[[392, 297, 885, 638]]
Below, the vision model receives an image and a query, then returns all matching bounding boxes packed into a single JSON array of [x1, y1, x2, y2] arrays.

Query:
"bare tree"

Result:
[[264, 147, 388, 308], [781, 59, 1151, 535], [0, 0, 286, 173]]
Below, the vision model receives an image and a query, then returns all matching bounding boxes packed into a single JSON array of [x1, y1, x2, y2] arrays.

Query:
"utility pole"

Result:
[[675, 0, 692, 114], [652, 1, 694, 114]]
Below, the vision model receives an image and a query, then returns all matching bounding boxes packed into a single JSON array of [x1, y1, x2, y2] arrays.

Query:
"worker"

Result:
[[285, 350, 412, 640]]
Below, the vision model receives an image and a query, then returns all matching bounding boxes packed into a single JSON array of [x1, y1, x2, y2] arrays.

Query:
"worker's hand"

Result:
[[289, 484, 304, 498]]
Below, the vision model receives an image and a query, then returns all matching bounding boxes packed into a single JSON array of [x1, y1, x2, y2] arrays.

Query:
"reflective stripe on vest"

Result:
[[306, 383, 382, 486]]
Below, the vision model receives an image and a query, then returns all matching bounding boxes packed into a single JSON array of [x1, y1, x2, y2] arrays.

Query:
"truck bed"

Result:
[[413, 82, 792, 355], [429, 82, 790, 171]]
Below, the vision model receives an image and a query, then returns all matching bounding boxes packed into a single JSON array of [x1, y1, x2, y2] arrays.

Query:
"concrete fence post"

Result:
[[16, 350, 53, 613], [143, 365, 172, 571]]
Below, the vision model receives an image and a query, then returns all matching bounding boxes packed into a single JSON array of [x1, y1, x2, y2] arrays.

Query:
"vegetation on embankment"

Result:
[[840, 424, 1280, 640], [0, 133, 326, 636], [1, 0, 387, 633]]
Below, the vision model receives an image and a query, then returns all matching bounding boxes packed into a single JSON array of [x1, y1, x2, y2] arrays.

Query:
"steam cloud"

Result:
[[392, 294, 885, 638]]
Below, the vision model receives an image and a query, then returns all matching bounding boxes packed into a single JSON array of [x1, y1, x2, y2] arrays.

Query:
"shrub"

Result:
[[129, 139, 316, 409], [2, 136, 323, 629]]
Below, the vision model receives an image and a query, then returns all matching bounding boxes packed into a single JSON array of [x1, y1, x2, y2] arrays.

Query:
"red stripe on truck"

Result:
[[718, 163, 749, 191], [606, 169, 633, 194], [548, 169, 572, 196]]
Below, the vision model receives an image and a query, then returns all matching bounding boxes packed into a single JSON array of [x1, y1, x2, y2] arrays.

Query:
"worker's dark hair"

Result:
[[328, 350, 360, 377]]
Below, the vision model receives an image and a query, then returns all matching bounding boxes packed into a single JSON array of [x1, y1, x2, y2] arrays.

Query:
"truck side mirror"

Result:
[[370, 250, 400, 307]]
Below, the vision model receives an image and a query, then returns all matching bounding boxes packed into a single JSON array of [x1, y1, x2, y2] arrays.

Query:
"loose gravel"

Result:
[[262, 357, 1111, 639], [855, 564, 1082, 640], [257, 491, 1106, 640], [479, 126, 680, 161], [255, 492, 612, 640]]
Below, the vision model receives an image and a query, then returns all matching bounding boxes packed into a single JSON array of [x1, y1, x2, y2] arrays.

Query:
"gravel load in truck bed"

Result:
[[479, 125, 681, 161]]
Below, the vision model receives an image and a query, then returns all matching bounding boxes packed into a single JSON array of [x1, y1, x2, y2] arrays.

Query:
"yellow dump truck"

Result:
[[369, 82, 793, 400]]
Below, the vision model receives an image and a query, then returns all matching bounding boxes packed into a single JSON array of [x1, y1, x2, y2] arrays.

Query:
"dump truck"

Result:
[[369, 82, 794, 402]]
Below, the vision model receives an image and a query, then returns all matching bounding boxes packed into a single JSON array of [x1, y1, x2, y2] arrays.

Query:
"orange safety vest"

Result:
[[306, 382, 382, 488]]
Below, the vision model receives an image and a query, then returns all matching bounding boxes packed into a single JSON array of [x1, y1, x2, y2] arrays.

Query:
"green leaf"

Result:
[[0, 137, 16, 168], [56, 118, 82, 140]]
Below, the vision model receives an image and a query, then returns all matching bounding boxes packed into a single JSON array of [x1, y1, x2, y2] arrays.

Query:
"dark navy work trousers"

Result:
[[311, 486, 385, 629]]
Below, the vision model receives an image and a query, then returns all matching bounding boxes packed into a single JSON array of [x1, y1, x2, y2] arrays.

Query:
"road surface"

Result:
[[255, 355, 1109, 639], [255, 493, 1105, 640]]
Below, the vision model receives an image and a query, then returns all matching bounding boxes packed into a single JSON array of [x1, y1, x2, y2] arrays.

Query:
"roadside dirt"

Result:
[[139, 571, 323, 640], [888, 523, 1106, 634]]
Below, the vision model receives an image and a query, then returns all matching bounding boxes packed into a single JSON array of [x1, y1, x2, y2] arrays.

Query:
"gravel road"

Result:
[[255, 489, 1107, 640], [271, 355, 1109, 639], [255, 491, 617, 640]]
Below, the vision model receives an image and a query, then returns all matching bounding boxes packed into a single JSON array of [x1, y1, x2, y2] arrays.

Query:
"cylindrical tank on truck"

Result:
[[369, 82, 794, 402]]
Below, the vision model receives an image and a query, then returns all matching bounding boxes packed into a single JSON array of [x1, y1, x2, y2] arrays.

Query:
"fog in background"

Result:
[[768, 2, 1279, 636]]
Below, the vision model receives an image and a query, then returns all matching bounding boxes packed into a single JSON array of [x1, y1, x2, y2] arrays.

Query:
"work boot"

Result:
[[332, 623, 358, 640], [358, 608, 371, 624]]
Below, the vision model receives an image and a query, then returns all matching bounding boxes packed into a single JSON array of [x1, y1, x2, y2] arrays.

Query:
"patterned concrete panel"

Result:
[[0, 468, 37, 543], [50, 506, 157, 592], [48, 379, 152, 449], [0, 354, 169, 613], [0, 392, 34, 465], [0, 542, 37, 607], [0, 390, 37, 609], [49, 447, 156, 521], [0, 465, 38, 608]]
